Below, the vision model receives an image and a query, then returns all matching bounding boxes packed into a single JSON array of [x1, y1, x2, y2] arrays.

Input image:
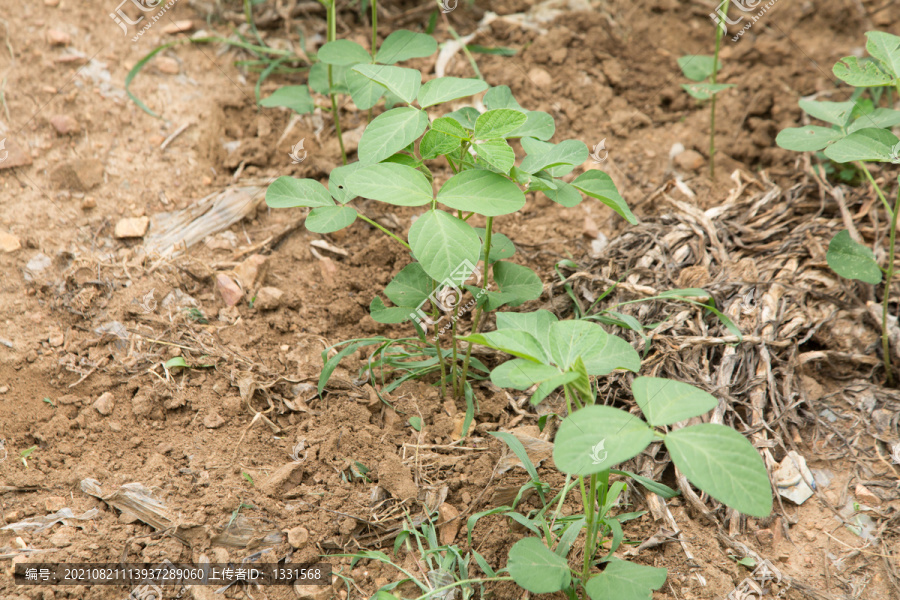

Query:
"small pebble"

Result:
[[46, 29, 70, 46], [50, 114, 80, 135]]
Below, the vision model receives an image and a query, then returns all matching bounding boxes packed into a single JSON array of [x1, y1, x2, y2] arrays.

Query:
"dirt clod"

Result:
[[114, 217, 149, 239], [854, 484, 881, 506], [254, 286, 284, 310], [93, 392, 114, 416], [216, 274, 243, 307], [287, 525, 309, 549], [49, 114, 80, 135], [0, 232, 21, 253]]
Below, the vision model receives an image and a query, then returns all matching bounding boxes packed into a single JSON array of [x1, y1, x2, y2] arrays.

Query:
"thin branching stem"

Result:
[[458, 217, 493, 395]]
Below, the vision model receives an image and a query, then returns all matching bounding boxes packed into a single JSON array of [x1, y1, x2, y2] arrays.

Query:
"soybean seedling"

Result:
[[776, 30, 900, 384], [463, 311, 772, 599], [678, 0, 735, 178]]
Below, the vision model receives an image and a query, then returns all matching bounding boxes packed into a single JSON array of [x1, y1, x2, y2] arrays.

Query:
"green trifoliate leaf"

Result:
[[572, 171, 637, 224], [369, 297, 413, 324], [376, 30, 437, 64], [585, 559, 667, 600], [495, 309, 557, 352], [420, 130, 460, 160], [266, 177, 333, 209], [345, 163, 433, 206], [408, 210, 481, 283], [483, 85, 523, 111], [548, 320, 641, 375], [677, 55, 719, 82], [490, 359, 562, 390], [507, 111, 555, 140], [346, 70, 386, 110], [682, 82, 734, 100], [848, 107, 900, 133], [417, 77, 489, 108], [664, 424, 772, 517], [553, 405, 654, 475], [430, 116, 470, 139], [460, 330, 548, 363], [474, 228, 515, 262], [328, 162, 363, 204], [826, 230, 882, 284], [382, 153, 423, 169], [384, 263, 433, 308], [775, 126, 844, 152], [437, 170, 526, 216], [258, 86, 314, 114], [317, 39, 371, 65], [530, 371, 582, 406], [519, 139, 588, 175], [308, 62, 350, 95], [866, 31, 900, 79], [492, 261, 542, 307], [352, 64, 421, 104], [823, 127, 900, 163], [358, 107, 428, 165], [445, 107, 480, 130], [507, 538, 571, 594], [475, 139, 516, 173], [305, 205, 357, 233], [474, 109, 528, 139], [544, 181, 583, 207], [833, 56, 894, 87], [631, 377, 718, 427], [798, 99, 855, 127]]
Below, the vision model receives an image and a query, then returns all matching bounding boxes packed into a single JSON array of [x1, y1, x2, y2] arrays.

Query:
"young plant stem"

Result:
[[458, 217, 493, 395], [371, 0, 378, 60], [859, 161, 893, 215], [451, 304, 460, 397], [882, 184, 900, 386], [709, 0, 727, 178], [321, 0, 347, 164], [357, 214, 410, 249]]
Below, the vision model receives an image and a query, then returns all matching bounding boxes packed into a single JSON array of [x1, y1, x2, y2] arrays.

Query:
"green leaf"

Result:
[[834, 56, 895, 87], [475, 139, 515, 173], [474, 109, 528, 139], [165, 356, 188, 369], [508, 111, 555, 140], [417, 77, 489, 108], [420, 129, 460, 160], [677, 55, 719, 82], [475, 228, 516, 262], [506, 538, 571, 594], [775, 126, 844, 152], [848, 108, 900, 133], [491, 359, 561, 390], [446, 107, 480, 130], [266, 177, 334, 208], [585, 559, 667, 600], [408, 416, 422, 431], [631, 377, 718, 427], [490, 431, 541, 481], [376, 30, 438, 65], [548, 320, 640, 375], [384, 263, 433, 308], [306, 205, 357, 233], [437, 170, 526, 216], [797, 99, 855, 127], [544, 181, 583, 207], [352, 64, 421, 104], [823, 127, 900, 163], [317, 40, 371, 65], [308, 62, 350, 95], [492, 261, 543, 307], [461, 330, 548, 363], [382, 153, 422, 169], [553, 405, 654, 475], [572, 171, 637, 224], [495, 309, 557, 351], [530, 371, 582, 406], [682, 82, 734, 100], [358, 107, 429, 165], [431, 116, 470, 139], [408, 210, 481, 283], [369, 296, 413, 324], [826, 230, 882, 284], [610, 469, 680, 499], [483, 85, 523, 111], [328, 162, 363, 204], [258, 86, 315, 114], [665, 424, 772, 517], [866, 31, 900, 78], [346, 163, 433, 206], [520, 139, 588, 176], [346, 69, 386, 110]]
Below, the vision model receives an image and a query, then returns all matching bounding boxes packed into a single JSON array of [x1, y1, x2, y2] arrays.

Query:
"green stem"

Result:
[[451, 303, 460, 398], [322, 1, 347, 165], [432, 308, 447, 398], [883, 183, 900, 386], [859, 161, 893, 215], [709, 0, 727, 179], [357, 214, 410, 249], [371, 0, 378, 60], [458, 217, 493, 394]]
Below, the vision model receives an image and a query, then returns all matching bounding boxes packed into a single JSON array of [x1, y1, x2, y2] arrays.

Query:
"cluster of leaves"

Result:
[[677, 55, 733, 101]]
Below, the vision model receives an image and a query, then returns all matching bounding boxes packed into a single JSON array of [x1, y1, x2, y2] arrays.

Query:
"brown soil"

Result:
[[1, 1, 899, 599]]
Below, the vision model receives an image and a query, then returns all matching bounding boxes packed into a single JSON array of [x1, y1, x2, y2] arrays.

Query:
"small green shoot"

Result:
[[42, 397, 55, 408], [20, 446, 36, 468], [241, 472, 254, 486]]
